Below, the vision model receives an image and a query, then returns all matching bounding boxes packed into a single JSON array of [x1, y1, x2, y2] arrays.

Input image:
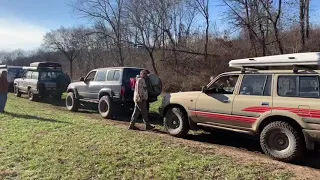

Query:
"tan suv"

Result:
[[160, 53, 320, 162]]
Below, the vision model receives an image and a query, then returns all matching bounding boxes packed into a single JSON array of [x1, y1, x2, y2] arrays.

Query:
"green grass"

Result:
[[0, 94, 293, 180]]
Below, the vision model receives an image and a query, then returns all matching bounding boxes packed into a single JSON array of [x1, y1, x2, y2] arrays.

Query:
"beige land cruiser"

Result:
[[159, 52, 320, 162]]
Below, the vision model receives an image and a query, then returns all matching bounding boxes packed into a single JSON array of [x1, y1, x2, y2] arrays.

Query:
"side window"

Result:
[[26, 71, 32, 79], [299, 76, 319, 98], [263, 75, 272, 96], [114, 70, 120, 81], [31, 72, 39, 80], [107, 70, 115, 81], [240, 75, 269, 96], [278, 76, 297, 97], [95, 71, 107, 81], [208, 75, 239, 94], [277, 76, 319, 98], [85, 71, 97, 82], [107, 70, 121, 81]]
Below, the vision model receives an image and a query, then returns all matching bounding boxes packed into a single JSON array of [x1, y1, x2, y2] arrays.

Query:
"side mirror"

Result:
[[79, 77, 84, 81]]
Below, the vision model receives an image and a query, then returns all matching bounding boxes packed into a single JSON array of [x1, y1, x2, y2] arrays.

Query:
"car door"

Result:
[[20, 71, 32, 92], [232, 74, 273, 129], [77, 71, 97, 99], [89, 70, 107, 100], [273, 75, 320, 120], [194, 74, 240, 125]]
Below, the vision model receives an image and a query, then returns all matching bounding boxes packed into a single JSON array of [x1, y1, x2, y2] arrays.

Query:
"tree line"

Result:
[[1, 0, 318, 92]]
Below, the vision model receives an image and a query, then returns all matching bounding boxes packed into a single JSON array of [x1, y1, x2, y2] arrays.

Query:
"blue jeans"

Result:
[[0, 93, 8, 112]]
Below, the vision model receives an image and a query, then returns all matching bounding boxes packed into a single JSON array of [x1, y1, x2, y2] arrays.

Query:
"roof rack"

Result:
[[229, 52, 320, 73], [23, 62, 62, 71]]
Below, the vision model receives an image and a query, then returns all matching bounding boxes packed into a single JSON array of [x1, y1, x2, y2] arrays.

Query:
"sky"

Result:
[[0, 0, 320, 52]]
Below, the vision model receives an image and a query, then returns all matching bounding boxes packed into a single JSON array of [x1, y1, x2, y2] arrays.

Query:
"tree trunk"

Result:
[[300, 0, 306, 46], [147, 50, 158, 75], [306, 0, 310, 39], [69, 60, 73, 79]]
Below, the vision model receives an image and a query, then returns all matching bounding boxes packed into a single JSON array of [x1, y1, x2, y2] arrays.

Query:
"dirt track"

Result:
[[47, 100, 320, 180]]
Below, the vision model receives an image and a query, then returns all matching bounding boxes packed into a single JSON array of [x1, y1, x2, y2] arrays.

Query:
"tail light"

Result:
[[120, 86, 125, 97]]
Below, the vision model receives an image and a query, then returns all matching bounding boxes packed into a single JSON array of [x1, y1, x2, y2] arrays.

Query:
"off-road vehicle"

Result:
[[0, 65, 23, 92], [14, 62, 70, 101], [160, 52, 320, 162], [65, 67, 162, 118]]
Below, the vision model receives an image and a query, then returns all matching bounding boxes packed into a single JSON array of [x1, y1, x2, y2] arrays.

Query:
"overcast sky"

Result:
[[0, 0, 320, 52]]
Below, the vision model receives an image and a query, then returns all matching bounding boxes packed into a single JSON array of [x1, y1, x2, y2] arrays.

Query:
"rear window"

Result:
[[125, 69, 142, 79]]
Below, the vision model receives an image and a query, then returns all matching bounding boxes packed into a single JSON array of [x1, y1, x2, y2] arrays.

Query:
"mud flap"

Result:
[[303, 129, 315, 150]]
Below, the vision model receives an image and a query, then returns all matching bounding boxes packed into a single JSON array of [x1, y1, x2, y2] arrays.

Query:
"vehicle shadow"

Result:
[[4, 111, 71, 124], [185, 130, 320, 169]]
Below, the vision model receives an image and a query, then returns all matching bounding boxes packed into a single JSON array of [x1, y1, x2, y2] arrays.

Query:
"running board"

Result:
[[197, 123, 254, 135]]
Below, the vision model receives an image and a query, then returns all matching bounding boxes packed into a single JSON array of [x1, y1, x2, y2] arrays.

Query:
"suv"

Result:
[[160, 52, 320, 162], [14, 62, 70, 101], [65, 67, 162, 118], [0, 65, 23, 92]]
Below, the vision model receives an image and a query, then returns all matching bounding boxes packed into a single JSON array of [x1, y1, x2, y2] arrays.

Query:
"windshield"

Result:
[[8, 68, 22, 77], [39, 71, 63, 81]]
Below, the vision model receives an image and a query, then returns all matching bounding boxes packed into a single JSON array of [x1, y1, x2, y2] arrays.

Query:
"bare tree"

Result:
[[126, 0, 164, 74], [43, 27, 83, 78], [260, 0, 284, 54], [306, 0, 310, 39], [194, 0, 209, 62], [300, 0, 306, 46], [73, 0, 125, 66]]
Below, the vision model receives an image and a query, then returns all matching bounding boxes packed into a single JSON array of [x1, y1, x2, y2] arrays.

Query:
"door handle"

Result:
[[223, 99, 230, 103], [261, 102, 269, 106]]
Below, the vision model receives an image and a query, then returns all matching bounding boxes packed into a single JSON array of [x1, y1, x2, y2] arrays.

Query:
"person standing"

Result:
[[129, 70, 155, 130], [0, 71, 9, 113]]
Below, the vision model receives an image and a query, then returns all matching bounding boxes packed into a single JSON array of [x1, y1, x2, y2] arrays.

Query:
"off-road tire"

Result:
[[66, 92, 79, 112], [164, 107, 189, 138], [14, 86, 21, 97], [28, 88, 37, 101], [98, 95, 114, 119], [260, 121, 304, 162]]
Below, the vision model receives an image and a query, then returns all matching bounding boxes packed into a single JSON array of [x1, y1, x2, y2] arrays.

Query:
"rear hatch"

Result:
[[122, 68, 143, 101], [122, 68, 162, 102]]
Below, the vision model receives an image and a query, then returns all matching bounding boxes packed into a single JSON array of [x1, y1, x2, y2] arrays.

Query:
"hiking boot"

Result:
[[146, 125, 155, 130], [128, 124, 139, 130]]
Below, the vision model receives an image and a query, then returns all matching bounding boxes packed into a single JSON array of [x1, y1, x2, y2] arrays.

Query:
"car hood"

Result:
[[169, 91, 202, 97], [68, 81, 85, 88]]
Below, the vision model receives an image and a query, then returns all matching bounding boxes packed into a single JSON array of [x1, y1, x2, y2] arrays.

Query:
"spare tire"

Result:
[[146, 74, 162, 97]]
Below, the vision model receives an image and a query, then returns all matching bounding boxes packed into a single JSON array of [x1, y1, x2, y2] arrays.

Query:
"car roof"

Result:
[[221, 69, 320, 75], [93, 67, 144, 71]]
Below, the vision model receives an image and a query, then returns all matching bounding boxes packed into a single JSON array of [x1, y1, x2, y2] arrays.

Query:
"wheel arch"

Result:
[[98, 88, 113, 100], [162, 103, 198, 130], [257, 115, 303, 134], [67, 88, 79, 99]]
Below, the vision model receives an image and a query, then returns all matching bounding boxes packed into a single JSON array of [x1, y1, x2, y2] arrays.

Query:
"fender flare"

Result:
[[67, 88, 80, 99], [98, 88, 114, 100]]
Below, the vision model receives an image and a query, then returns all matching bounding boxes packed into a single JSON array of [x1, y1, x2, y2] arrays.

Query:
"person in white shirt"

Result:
[[129, 70, 155, 130]]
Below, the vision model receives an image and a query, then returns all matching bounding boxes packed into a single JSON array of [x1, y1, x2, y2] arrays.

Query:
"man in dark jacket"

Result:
[[0, 71, 8, 113]]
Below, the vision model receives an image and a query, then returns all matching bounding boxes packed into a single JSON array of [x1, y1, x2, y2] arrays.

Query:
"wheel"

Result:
[[164, 107, 189, 138], [28, 88, 37, 101], [260, 121, 305, 162], [65, 92, 79, 111], [14, 86, 21, 97], [98, 96, 115, 119]]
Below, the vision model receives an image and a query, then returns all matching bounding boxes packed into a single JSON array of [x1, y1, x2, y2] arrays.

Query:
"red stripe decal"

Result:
[[192, 111, 256, 123], [242, 106, 320, 118]]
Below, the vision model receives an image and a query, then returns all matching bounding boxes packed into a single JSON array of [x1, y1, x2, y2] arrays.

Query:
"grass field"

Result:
[[0, 94, 293, 180]]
